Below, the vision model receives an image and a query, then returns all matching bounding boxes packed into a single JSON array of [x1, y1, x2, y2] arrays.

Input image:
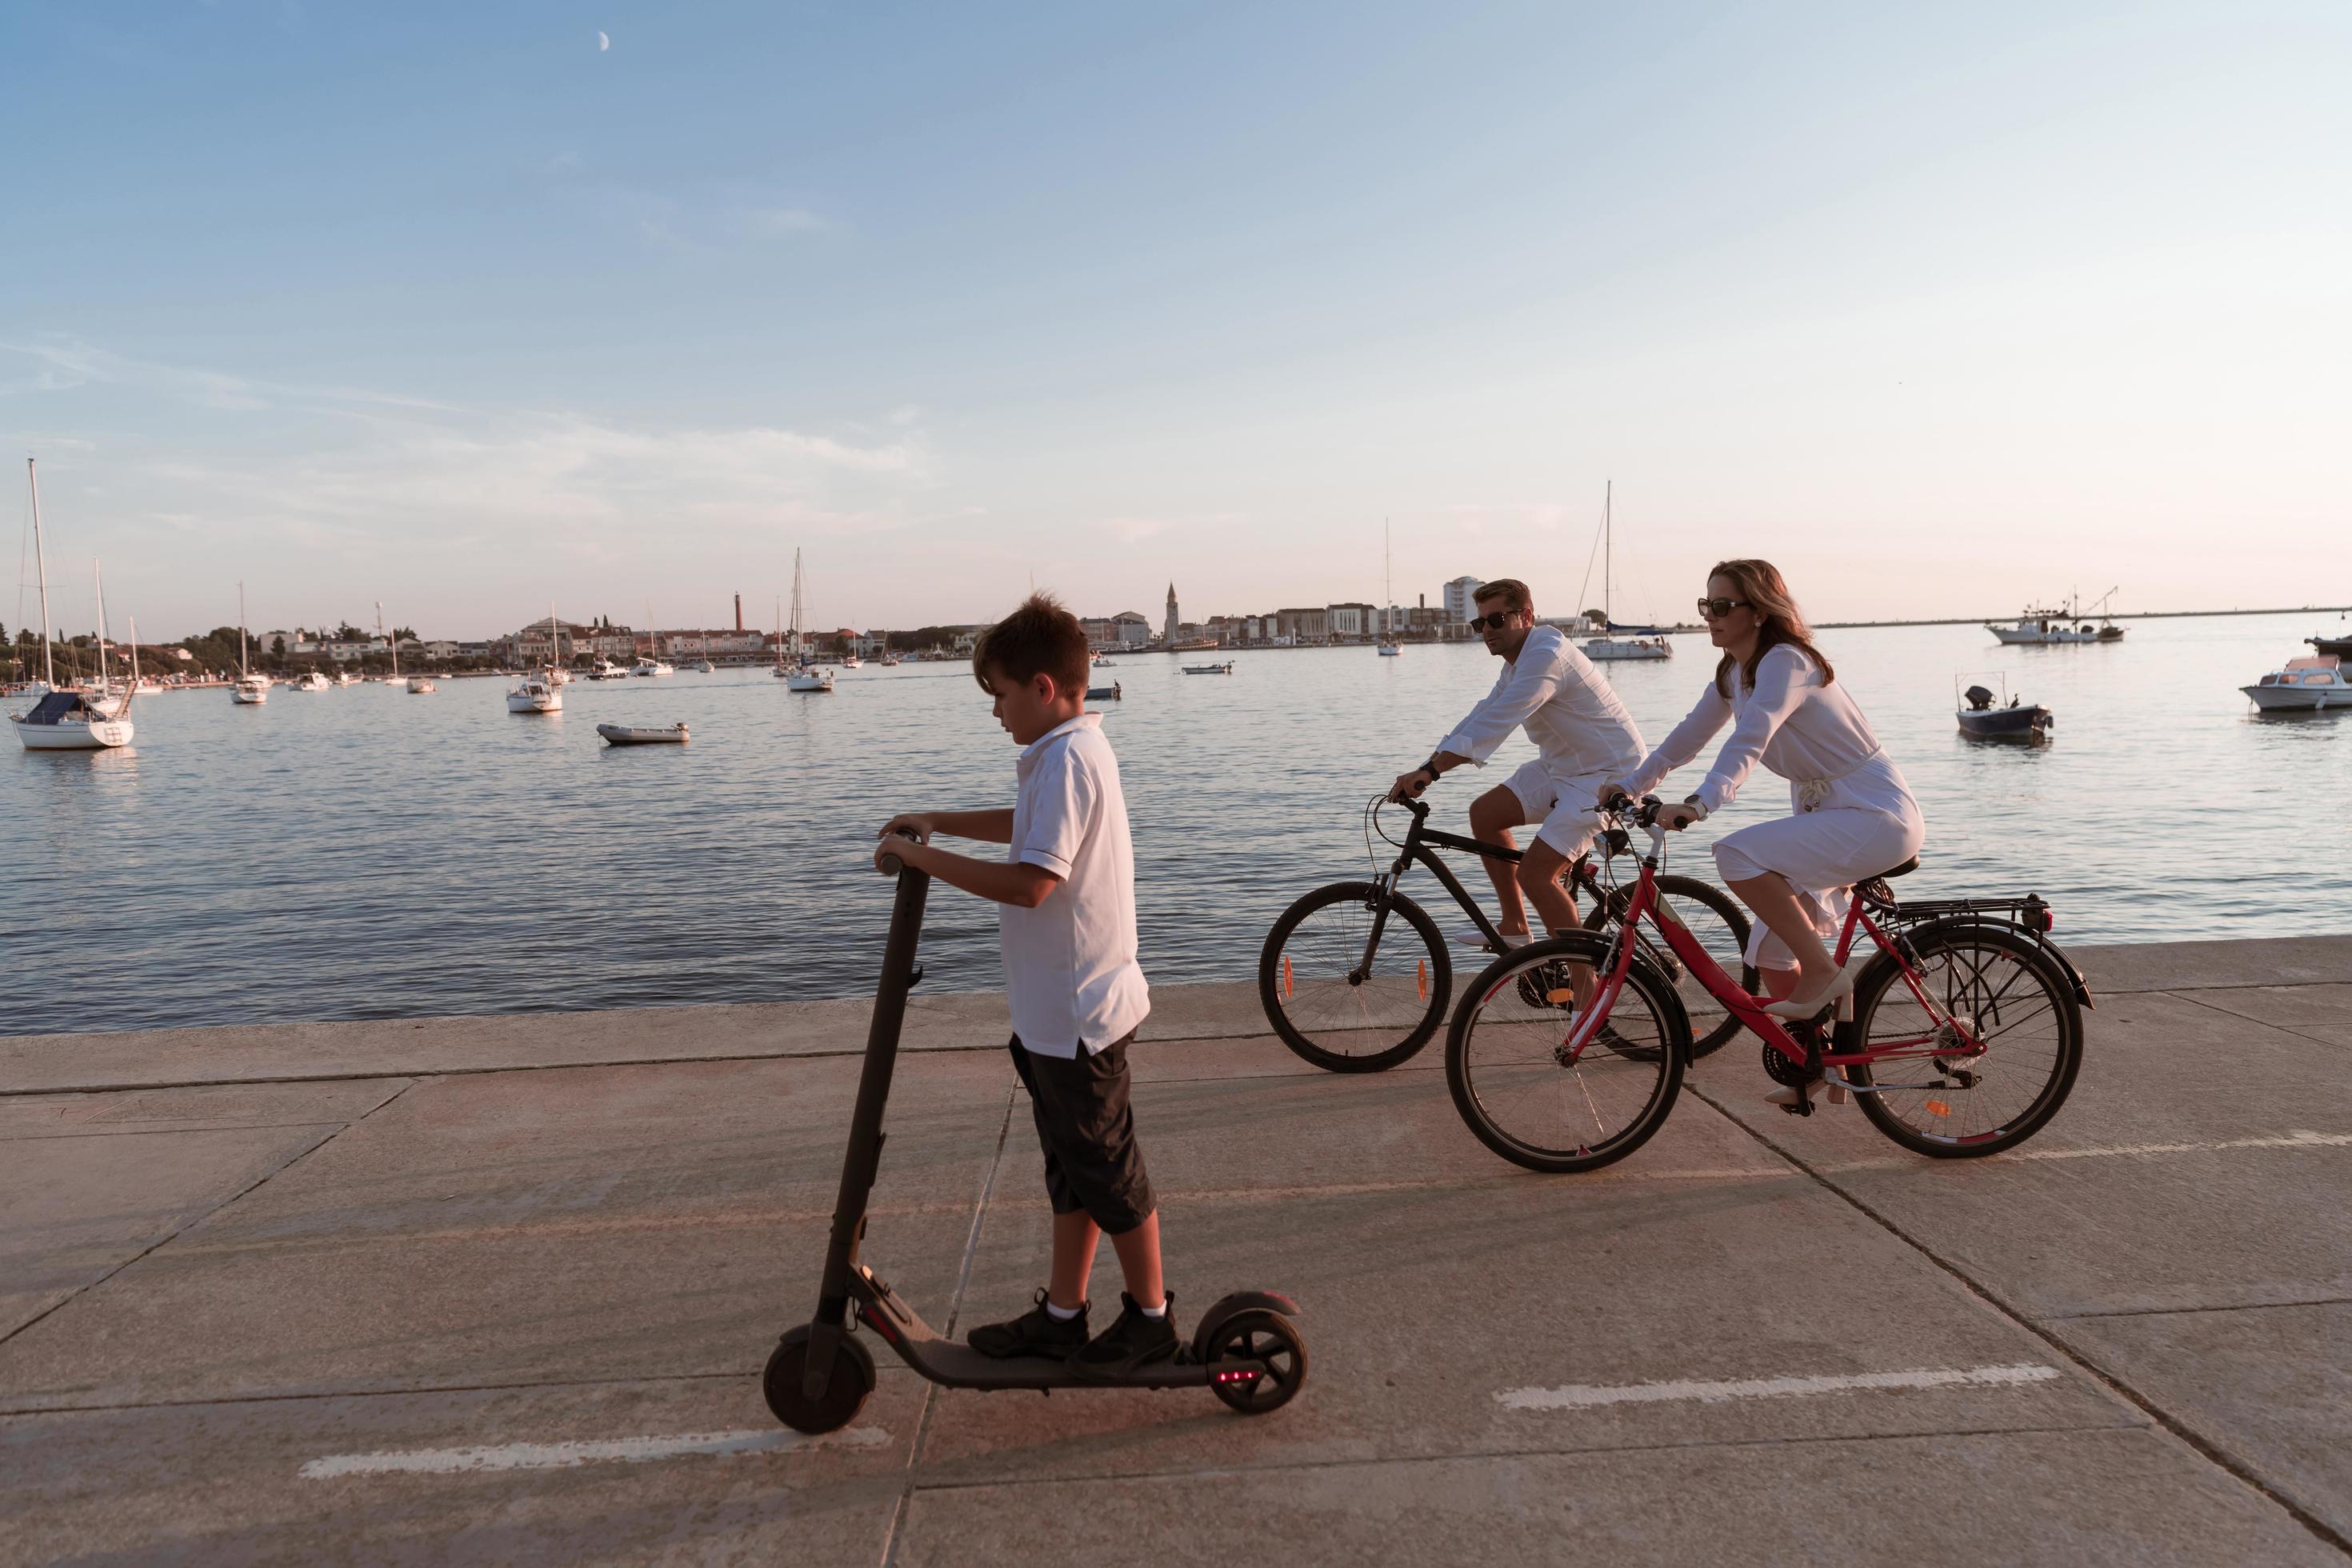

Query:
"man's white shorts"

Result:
[[1502, 760, 1610, 858]]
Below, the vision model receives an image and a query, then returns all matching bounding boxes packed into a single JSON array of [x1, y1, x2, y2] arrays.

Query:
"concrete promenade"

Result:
[[5, 935, 2349, 1565]]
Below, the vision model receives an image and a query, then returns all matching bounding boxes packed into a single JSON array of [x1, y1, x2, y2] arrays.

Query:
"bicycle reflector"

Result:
[[1416, 959, 1428, 1001], [1282, 955, 1294, 998], [1924, 1099, 1954, 1118]]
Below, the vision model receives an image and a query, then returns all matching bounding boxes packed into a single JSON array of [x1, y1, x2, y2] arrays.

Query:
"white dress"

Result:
[[1626, 643, 1924, 968]]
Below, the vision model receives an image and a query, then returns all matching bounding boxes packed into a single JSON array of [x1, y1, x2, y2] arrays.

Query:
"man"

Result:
[[1390, 578, 1646, 951]]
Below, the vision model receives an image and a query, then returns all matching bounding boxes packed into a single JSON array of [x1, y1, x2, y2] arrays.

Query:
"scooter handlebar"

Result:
[[878, 826, 921, 877]]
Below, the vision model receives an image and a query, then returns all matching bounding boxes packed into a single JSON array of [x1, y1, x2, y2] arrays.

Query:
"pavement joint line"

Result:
[[0, 1119, 367, 1142], [893, 1419, 2158, 1498], [0, 1369, 779, 1419], [2166, 988, 2346, 1049], [297, 1423, 892, 1478], [0, 1078, 422, 1352], [1813, 1128, 2352, 1173], [883, 1086, 1019, 1568], [1680, 1078, 2352, 1558], [2042, 1295, 2352, 1323], [1496, 1362, 2061, 1411]]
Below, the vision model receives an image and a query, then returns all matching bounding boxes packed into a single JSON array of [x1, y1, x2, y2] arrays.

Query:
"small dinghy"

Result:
[[1956, 677, 2051, 740], [597, 722, 690, 745], [1182, 662, 1235, 675], [1086, 682, 1122, 701]]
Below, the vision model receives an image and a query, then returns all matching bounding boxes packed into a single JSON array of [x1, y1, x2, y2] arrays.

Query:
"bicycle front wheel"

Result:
[[1258, 882, 1450, 1072], [1846, 923, 2083, 1157], [1446, 931, 1689, 1173], [1586, 876, 1755, 1061]]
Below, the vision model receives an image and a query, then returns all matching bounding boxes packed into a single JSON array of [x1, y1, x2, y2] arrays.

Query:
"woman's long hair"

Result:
[[1710, 558, 1834, 698]]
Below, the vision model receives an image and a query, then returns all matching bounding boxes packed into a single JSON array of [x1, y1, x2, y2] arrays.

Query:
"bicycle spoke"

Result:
[[1455, 947, 1677, 1162], [1861, 937, 2070, 1148]]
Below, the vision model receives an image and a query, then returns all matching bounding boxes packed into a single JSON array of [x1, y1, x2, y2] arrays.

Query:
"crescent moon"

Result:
[[597, 30, 610, 50]]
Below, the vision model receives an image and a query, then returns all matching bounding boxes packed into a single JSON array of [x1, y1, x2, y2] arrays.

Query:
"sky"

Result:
[[3, 0, 2347, 642]]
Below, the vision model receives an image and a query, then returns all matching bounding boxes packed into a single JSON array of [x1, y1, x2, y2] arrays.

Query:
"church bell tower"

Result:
[[1164, 582, 1178, 644]]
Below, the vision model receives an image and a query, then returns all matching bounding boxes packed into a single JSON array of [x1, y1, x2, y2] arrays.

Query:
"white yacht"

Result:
[[10, 461, 136, 751], [777, 554, 834, 691], [506, 673, 562, 713], [406, 674, 438, 694], [333, 670, 358, 687], [231, 584, 269, 704], [2242, 654, 2351, 712], [292, 670, 331, 692], [631, 656, 675, 678], [1988, 590, 2125, 645], [1582, 483, 1672, 662]]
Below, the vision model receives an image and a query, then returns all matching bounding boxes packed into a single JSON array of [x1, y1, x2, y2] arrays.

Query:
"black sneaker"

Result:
[[966, 1288, 1090, 1359], [1071, 1291, 1180, 1375]]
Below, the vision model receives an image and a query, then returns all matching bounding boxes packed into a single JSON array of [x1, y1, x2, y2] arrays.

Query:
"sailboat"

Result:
[[1377, 519, 1402, 655], [632, 601, 676, 677], [232, 584, 270, 703], [1582, 482, 1672, 662], [10, 460, 135, 750], [507, 606, 564, 713], [778, 552, 834, 692]]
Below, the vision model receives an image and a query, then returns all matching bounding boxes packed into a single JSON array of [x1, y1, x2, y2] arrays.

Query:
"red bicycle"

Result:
[[1445, 793, 2090, 1173]]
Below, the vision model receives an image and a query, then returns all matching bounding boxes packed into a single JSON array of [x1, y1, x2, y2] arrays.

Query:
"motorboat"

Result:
[[1582, 484, 1672, 662], [2308, 631, 2352, 659], [10, 460, 136, 751], [597, 721, 688, 745], [630, 657, 676, 678], [1183, 662, 1235, 675], [406, 675, 437, 694], [291, 670, 331, 692], [589, 658, 630, 681], [1987, 589, 2125, 645], [1093, 655, 1116, 668], [333, 671, 358, 687], [506, 673, 562, 714], [1086, 682, 1122, 702], [1956, 677, 2052, 740], [2242, 654, 2352, 713], [880, 653, 902, 668], [840, 652, 862, 670], [689, 659, 715, 674]]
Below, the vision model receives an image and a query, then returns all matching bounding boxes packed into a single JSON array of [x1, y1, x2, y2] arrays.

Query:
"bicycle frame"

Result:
[[1355, 798, 1610, 982], [1565, 826, 1984, 1082]]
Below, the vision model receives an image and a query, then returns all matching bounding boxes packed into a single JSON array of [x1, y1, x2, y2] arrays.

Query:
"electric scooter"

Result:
[[763, 833, 1310, 1434]]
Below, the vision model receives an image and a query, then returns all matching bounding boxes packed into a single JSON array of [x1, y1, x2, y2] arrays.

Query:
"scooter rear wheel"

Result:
[[763, 1326, 876, 1434], [1203, 1310, 1308, 1415]]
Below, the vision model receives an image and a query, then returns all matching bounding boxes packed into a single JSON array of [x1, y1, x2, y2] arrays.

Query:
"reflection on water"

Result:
[[4, 611, 2345, 1033]]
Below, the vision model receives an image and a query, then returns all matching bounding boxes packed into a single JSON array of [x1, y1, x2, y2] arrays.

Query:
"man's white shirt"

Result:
[[1437, 626, 1646, 783], [1002, 713, 1150, 1058]]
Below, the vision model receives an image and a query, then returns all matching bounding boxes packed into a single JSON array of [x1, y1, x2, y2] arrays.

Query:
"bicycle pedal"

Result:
[[1779, 1098, 1814, 1117]]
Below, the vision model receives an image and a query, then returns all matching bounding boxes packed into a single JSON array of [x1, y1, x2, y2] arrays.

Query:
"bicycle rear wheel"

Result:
[[1446, 931, 1689, 1173], [1258, 882, 1450, 1072], [1586, 876, 1754, 1061], [1846, 923, 2082, 1157]]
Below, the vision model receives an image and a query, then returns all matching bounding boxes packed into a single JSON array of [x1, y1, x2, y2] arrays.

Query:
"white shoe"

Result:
[[1762, 960, 1862, 1020], [1454, 926, 1530, 950]]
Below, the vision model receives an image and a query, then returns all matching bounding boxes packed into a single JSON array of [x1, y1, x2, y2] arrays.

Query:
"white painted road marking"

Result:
[[300, 1425, 890, 1479], [1820, 1129, 2350, 1174], [1498, 1362, 2061, 1412]]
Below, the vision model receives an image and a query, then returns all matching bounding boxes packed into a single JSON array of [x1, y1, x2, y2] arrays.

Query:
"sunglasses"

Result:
[[1696, 597, 1752, 618], [1467, 610, 1518, 631]]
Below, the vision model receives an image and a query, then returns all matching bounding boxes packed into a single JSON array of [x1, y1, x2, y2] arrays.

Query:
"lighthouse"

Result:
[[1163, 582, 1178, 645]]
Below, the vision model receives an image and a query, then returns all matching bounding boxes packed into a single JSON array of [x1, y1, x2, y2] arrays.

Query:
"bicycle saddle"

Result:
[[1872, 855, 1920, 880]]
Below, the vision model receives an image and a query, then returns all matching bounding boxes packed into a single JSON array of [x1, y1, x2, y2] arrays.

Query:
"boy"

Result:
[[874, 592, 1171, 1371]]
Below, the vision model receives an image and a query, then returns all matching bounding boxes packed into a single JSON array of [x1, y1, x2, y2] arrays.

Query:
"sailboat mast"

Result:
[[1603, 481, 1613, 632], [127, 615, 140, 713], [94, 561, 111, 688], [238, 582, 250, 678], [28, 459, 54, 690], [1384, 518, 1392, 638]]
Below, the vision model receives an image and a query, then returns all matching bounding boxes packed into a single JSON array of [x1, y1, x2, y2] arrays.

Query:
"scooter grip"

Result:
[[878, 826, 920, 876]]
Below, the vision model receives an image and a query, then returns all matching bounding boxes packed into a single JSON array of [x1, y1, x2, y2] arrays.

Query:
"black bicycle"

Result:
[[1258, 794, 1757, 1072]]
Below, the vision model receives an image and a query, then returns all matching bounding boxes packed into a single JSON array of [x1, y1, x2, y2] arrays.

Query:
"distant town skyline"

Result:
[[5, 4, 2347, 641]]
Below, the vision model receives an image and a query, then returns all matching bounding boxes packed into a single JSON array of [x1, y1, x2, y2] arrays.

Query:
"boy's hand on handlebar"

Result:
[[1388, 766, 1435, 803], [874, 834, 928, 875], [878, 813, 935, 845]]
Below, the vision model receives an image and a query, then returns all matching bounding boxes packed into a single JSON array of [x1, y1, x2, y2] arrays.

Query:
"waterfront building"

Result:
[[1272, 607, 1329, 642], [1442, 576, 1486, 623], [1112, 611, 1151, 646], [1327, 602, 1376, 638]]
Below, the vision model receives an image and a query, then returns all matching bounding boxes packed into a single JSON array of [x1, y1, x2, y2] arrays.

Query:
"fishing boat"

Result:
[[1183, 662, 1235, 675], [2242, 654, 2352, 713], [10, 460, 137, 751], [1086, 683, 1122, 701], [1582, 482, 1671, 662], [777, 557, 834, 692], [1987, 589, 2125, 645], [1377, 519, 1402, 655], [232, 584, 269, 704], [1956, 677, 2052, 739], [597, 721, 688, 745]]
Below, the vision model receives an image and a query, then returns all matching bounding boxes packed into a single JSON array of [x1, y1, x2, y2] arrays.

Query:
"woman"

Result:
[[1613, 560, 1924, 1106]]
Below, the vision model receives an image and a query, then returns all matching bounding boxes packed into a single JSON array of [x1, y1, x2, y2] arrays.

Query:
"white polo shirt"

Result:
[[1002, 713, 1150, 1057], [1438, 625, 1646, 783]]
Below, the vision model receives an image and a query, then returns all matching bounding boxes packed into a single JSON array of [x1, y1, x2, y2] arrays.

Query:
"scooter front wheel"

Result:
[[764, 1326, 876, 1434], [1202, 1310, 1309, 1415]]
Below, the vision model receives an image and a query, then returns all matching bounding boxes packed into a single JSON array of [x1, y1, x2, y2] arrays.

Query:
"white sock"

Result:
[[1137, 1298, 1167, 1318], [1045, 1298, 1081, 1321]]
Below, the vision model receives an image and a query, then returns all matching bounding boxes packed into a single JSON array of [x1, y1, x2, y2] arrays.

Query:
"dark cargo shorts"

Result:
[[1007, 1031, 1155, 1234]]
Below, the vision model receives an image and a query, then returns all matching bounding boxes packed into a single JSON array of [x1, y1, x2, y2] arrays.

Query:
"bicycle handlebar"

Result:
[[877, 826, 921, 877]]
